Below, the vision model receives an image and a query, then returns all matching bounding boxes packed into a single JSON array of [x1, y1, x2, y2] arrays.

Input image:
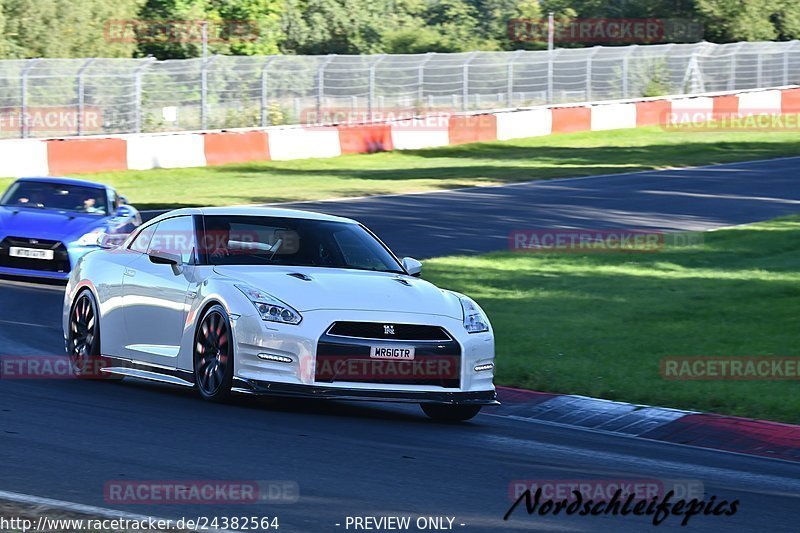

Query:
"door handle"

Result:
[[124, 268, 136, 277]]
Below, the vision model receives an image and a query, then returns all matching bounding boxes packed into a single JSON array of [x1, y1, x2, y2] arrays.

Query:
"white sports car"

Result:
[[63, 207, 497, 421]]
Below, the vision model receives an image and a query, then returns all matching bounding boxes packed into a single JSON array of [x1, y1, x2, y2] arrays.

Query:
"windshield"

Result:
[[0, 181, 108, 215], [202, 215, 404, 273]]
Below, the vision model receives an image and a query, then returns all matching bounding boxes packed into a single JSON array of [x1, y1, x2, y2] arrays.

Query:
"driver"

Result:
[[206, 220, 231, 259], [82, 194, 105, 214]]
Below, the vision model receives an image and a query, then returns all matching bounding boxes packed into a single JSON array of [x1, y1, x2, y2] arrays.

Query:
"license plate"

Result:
[[9, 247, 54, 260], [369, 346, 415, 360]]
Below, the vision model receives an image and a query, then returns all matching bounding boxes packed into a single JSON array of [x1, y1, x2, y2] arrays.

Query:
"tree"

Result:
[[136, 0, 281, 59], [1, 0, 143, 58]]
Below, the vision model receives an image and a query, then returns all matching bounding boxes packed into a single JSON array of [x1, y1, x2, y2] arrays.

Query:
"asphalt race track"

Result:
[[283, 156, 800, 258], [2, 157, 800, 532]]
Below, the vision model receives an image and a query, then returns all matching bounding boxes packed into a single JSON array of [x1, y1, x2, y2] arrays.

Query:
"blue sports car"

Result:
[[0, 177, 141, 281]]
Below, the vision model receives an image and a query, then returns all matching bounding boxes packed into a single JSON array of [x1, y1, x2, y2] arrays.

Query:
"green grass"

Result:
[[422, 216, 800, 423], [4, 126, 800, 209]]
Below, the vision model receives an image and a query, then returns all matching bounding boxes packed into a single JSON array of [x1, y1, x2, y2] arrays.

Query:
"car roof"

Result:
[[149, 206, 358, 225], [16, 176, 108, 190]]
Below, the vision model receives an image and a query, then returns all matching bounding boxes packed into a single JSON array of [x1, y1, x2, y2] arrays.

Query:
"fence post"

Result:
[[260, 57, 276, 127], [756, 46, 763, 88], [586, 46, 601, 101], [547, 50, 561, 104], [316, 55, 336, 119], [368, 55, 386, 118], [133, 59, 155, 134], [621, 45, 637, 99], [506, 50, 524, 106], [76, 58, 96, 136], [20, 59, 38, 139], [462, 52, 478, 111], [727, 42, 744, 91], [200, 55, 219, 131], [783, 43, 791, 86], [417, 52, 434, 107]]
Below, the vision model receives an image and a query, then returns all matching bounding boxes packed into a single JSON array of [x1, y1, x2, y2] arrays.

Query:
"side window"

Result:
[[148, 216, 196, 264], [128, 223, 157, 254], [109, 190, 120, 211]]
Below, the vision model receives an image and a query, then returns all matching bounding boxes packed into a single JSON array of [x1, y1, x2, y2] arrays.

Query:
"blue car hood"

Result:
[[0, 207, 108, 243]]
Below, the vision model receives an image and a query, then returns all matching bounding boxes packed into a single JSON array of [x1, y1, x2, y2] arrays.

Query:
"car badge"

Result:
[[383, 325, 395, 336]]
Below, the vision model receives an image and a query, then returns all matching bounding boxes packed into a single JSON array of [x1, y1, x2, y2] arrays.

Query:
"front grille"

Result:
[[315, 333, 461, 388], [0, 236, 70, 273], [326, 322, 452, 342]]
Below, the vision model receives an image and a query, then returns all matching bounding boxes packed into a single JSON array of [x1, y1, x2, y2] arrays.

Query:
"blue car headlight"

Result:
[[75, 228, 105, 246]]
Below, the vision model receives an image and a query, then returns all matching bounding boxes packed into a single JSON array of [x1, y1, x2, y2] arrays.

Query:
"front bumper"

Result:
[[232, 379, 499, 405], [231, 309, 496, 401], [0, 243, 96, 282]]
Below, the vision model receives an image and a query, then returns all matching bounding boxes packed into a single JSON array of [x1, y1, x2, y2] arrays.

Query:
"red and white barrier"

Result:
[[1, 86, 797, 177]]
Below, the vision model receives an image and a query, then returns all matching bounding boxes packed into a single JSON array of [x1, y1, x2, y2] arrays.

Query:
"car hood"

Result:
[[213, 265, 463, 319], [0, 206, 108, 243]]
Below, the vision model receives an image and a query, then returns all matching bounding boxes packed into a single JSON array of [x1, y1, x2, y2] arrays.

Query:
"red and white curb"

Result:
[[490, 387, 800, 463]]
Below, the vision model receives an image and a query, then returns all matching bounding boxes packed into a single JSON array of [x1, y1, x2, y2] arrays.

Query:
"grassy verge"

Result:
[[3, 127, 800, 209], [422, 216, 800, 423]]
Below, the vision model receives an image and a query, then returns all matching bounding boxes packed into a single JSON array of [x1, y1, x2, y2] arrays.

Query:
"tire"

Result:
[[194, 304, 234, 402], [67, 290, 119, 380], [420, 403, 482, 422]]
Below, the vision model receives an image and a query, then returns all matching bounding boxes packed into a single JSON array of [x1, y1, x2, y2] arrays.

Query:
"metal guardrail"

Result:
[[0, 40, 798, 139]]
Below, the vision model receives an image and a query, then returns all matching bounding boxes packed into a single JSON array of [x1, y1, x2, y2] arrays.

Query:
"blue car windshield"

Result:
[[0, 181, 108, 215]]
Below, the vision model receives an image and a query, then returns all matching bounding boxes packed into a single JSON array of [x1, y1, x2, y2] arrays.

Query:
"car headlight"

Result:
[[459, 295, 490, 333], [235, 284, 302, 325], [76, 228, 105, 246]]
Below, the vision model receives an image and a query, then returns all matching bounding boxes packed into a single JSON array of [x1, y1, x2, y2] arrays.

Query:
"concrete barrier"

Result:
[[0, 140, 49, 176], [47, 138, 127, 175], [495, 108, 552, 140], [268, 127, 341, 160], [127, 133, 206, 170], [739, 89, 782, 115], [390, 115, 450, 150], [204, 131, 269, 166], [551, 106, 591, 134], [591, 103, 637, 131]]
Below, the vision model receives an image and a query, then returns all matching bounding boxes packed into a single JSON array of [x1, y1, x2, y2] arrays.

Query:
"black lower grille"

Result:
[[326, 321, 452, 341], [315, 333, 461, 388], [0, 236, 70, 273]]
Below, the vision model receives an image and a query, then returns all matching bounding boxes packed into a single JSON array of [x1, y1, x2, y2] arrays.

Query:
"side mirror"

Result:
[[118, 195, 128, 206], [148, 250, 182, 268], [402, 257, 422, 277]]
